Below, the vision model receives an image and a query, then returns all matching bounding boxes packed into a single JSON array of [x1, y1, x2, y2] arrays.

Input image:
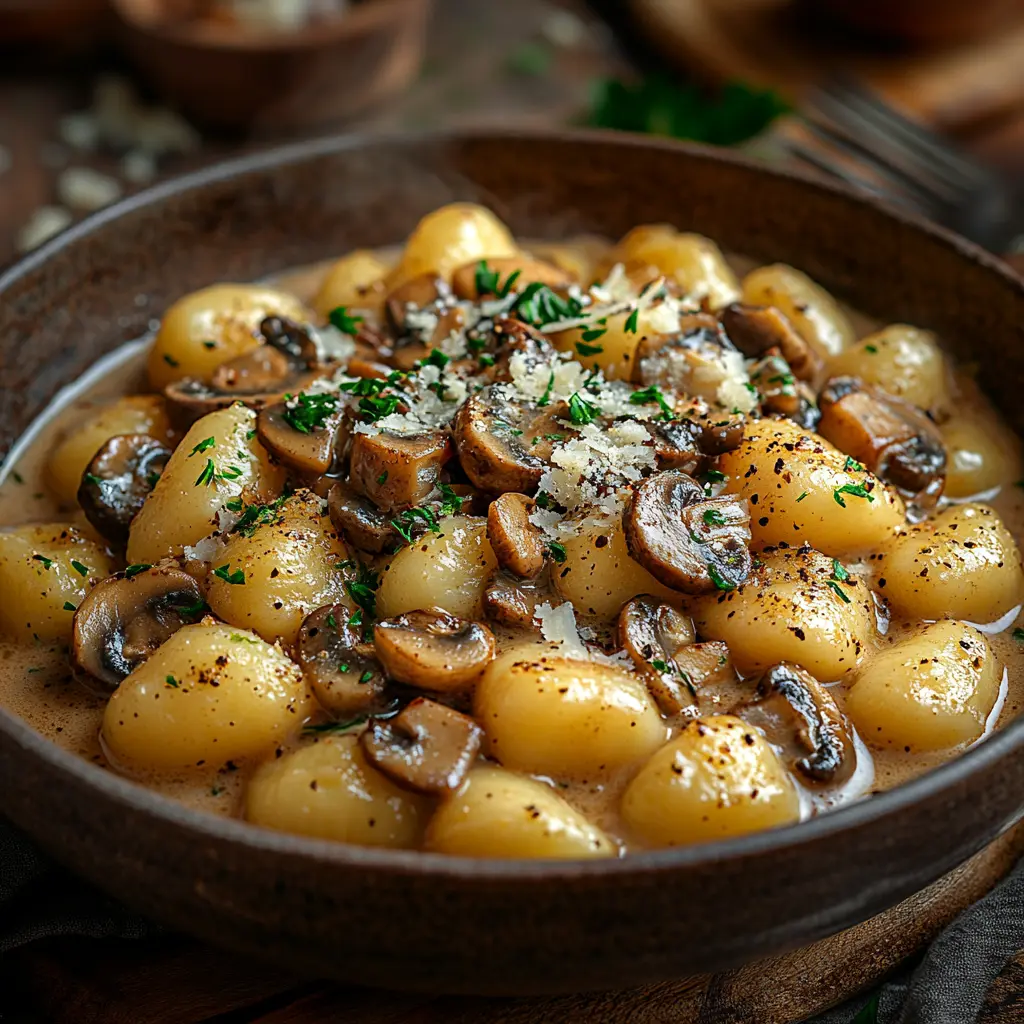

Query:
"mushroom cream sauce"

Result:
[[1, 207, 1023, 856]]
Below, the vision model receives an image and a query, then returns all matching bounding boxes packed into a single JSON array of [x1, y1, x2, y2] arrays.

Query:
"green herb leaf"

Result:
[[623, 308, 640, 334], [190, 437, 216, 457], [515, 282, 582, 329], [195, 459, 216, 487], [851, 992, 879, 1024], [377, 471, 389, 485], [232, 493, 292, 537], [703, 469, 727, 483], [831, 558, 850, 582], [70, 560, 89, 578], [328, 306, 364, 334], [438, 482, 465, 518], [575, 341, 604, 357], [124, 563, 152, 579], [283, 391, 339, 434], [629, 384, 674, 419], [708, 565, 736, 591], [83, 472, 103, 486], [213, 563, 245, 585], [548, 541, 567, 563], [474, 259, 501, 295], [826, 579, 852, 604], [796, 491, 808, 502], [703, 509, 726, 526], [864, 344, 879, 354], [63, 601, 77, 612], [1013, 628, 1024, 643], [165, 674, 180, 688], [833, 483, 875, 508], [163, 353, 179, 367], [32, 554, 53, 569], [358, 393, 402, 422], [230, 633, 260, 643], [843, 456, 865, 472], [568, 391, 600, 425], [537, 370, 555, 407]]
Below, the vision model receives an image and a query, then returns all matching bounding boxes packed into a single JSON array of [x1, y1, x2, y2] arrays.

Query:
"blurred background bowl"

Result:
[[811, 0, 1024, 45], [0, 0, 109, 45]]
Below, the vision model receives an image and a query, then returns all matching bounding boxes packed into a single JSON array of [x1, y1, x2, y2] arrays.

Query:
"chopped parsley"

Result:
[[195, 459, 217, 487], [826, 579, 851, 604], [357, 393, 402, 422], [575, 341, 604, 357], [515, 282, 581, 328], [359, 669, 375, 684], [796, 491, 808, 502], [703, 469, 727, 483], [83, 472, 103, 486], [623, 308, 640, 334], [708, 565, 736, 591], [535, 490, 553, 509], [343, 562, 379, 620], [123, 563, 152, 579], [843, 456, 865, 472], [283, 391, 339, 434], [70, 560, 89, 578], [568, 391, 599, 425], [548, 541, 567, 563], [303, 716, 368, 735], [225, 497, 244, 512], [165, 674, 180, 688], [438, 482, 465, 518], [833, 483, 875, 508], [230, 634, 260, 644], [162, 353, 179, 367], [651, 657, 697, 699], [63, 601, 77, 612], [328, 306, 364, 334], [703, 509, 727, 526], [326, 612, 337, 629], [831, 558, 850, 582], [864, 344, 879, 354], [232, 493, 291, 537], [190, 437, 216, 457], [391, 505, 441, 544], [177, 597, 207, 617], [629, 385, 673, 419], [376, 471, 388, 485], [1013, 628, 1024, 643], [31, 554, 53, 569], [537, 370, 555, 407], [213, 563, 245, 585]]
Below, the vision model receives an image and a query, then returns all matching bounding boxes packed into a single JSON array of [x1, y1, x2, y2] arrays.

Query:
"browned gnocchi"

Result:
[[2, 202, 1022, 857]]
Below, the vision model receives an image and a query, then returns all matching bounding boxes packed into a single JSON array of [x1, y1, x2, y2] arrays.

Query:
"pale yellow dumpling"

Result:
[[246, 734, 428, 849], [474, 649, 666, 777], [426, 766, 615, 859], [127, 404, 285, 564], [621, 716, 801, 847], [552, 520, 677, 621], [312, 249, 390, 320], [693, 547, 875, 681], [720, 416, 905, 557], [102, 623, 312, 770], [389, 203, 517, 288], [0, 523, 114, 642], [47, 395, 175, 507], [148, 283, 311, 390], [742, 263, 855, 359], [942, 410, 1022, 498], [879, 503, 1023, 624], [845, 621, 1000, 752], [376, 515, 497, 620], [206, 492, 352, 645]]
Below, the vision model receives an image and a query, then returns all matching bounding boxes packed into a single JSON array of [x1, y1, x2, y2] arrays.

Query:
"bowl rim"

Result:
[[3, 125, 1024, 880]]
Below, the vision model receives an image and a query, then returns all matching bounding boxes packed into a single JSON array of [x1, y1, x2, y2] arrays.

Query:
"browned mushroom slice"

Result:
[[360, 697, 482, 795], [327, 480, 395, 553], [719, 303, 821, 382], [646, 420, 703, 473], [72, 564, 204, 692], [385, 273, 443, 334], [694, 412, 746, 456], [749, 353, 821, 431], [348, 431, 453, 511], [374, 608, 496, 692], [486, 492, 545, 578], [78, 434, 172, 545], [625, 471, 752, 594], [257, 400, 343, 476], [673, 641, 737, 709], [451, 257, 572, 300], [617, 596, 698, 714], [484, 565, 557, 628], [817, 376, 946, 499], [296, 604, 386, 716], [735, 662, 856, 787], [258, 315, 320, 366]]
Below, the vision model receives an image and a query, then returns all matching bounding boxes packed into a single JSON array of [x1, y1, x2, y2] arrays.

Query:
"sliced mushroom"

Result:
[[484, 565, 558, 628], [257, 315, 320, 366], [734, 662, 856, 787], [749, 352, 821, 431], [451, 256, 572, 300], [673, 641, 737, 709], [453, 389, 572, 494], [257, 400, 344, 476], [385, 273, 443, 335], [373, 608, 496, 692], [327, 480, 396, 553], [645, 419, 703, 474], [72, 564, 204, 692], [348, 430, 453, 511], [817, 376, 946, 500], [359, 696, 483, 795], [295, 604, 386, 716], [486, 492, 545, 578], [625, 470, 752, 594], [617, 596, 698, 714], [719, 302, 821, 382], [78, 434, 172, 544]]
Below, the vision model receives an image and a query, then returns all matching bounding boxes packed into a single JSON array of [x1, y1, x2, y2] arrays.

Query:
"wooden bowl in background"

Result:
[[110, 0, 431, 132], [811, 0, 1024, 45], [2, 131, 1024, 996], [0, 0, 109, 45]]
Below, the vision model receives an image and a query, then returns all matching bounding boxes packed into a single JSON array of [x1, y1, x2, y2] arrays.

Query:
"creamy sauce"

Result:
[[2, 252, 1023, 852]]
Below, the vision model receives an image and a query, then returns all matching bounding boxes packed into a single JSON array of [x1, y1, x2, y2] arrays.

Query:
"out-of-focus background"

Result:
[[2, 0, 1024, 267]]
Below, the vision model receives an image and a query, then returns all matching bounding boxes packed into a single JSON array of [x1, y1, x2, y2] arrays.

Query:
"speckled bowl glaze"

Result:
[[2, 131, 1024, 996]]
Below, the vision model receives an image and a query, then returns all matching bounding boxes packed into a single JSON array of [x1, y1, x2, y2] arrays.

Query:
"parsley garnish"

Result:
[[833, 483, 875, 508], [1013, 628, 1024, 643], [70, 560, 89, 578], [704, 469, 727, 483], [826, 580, 851, 604], [575, 341, 604, 357], [796, 491, 808, 502], [515, 282, 581, 328], [328, 306, 364, 334], [283, 391, 339, 434], [843, 456, 865, 472], [703, 509, 726, 526], [165, 674, 180, 688], [548, 541, 567, 563], [623, 308, 640, 334], [357, 393, 402, 422], [232, 493, 291, 537], [651, 657, 698, 699], [225, 497, 244, 512], [376, 471, 388, 485], [438, 483, 465, 518], [230, 634, 260, 644], [537, 371, 555, 407], [326, 612, 337, 629], [568, 391, 599, 425], [475, 260, 501, 295], [190, 437, 215, 457], [31, 554, 52, 569], [708, 565, 735, 591], [831, 558, 850, 582], [83, 472, 103, 486], [213, 563, 245, 585], [423, 348, 449, 369], [124, 563, 151, 579], [536, 491, 553, 509], [162, 353, 179, 367], [195, 459, 216, 487], [62, 601, 77, 612], [391, 505, 441, 543], [629, 385, 673, 419], [342, 562, 379, 620], [303, 716, 368, 735], [864, 344, 879, 354]]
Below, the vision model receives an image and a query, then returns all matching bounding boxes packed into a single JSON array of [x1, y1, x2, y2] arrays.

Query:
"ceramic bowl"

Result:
[[2, 130, 1024, 996]]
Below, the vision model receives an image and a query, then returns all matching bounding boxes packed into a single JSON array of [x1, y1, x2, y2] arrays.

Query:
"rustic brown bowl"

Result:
[[111, 0, 431, 132], [2, 130, 1024, 997]]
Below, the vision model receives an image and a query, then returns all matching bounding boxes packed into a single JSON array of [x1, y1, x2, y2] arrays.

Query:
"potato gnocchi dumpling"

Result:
[[879, 504, 1023, 624], [845, 621, 1000, 751], [246, 733, 428, 848], [102, 623, 311, 770], [0, 524, 114, 642], [47, 395, 175, 507], [426, 765, 615, 859], [148, 284, 311, 390], [474, 648, 667, 776], [693, 547, 875, 681], [621, 716, 801, 846], [720, 416, 905, 557], [5, 206, 1024, 859], [127, 404, 285, 564]]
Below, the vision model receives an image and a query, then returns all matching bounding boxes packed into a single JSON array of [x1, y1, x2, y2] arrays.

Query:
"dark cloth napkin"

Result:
[[2, 817, 1022, 1023]]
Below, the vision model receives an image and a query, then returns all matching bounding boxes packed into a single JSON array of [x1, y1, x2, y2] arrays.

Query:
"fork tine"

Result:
[[816, 77, 994, 188]]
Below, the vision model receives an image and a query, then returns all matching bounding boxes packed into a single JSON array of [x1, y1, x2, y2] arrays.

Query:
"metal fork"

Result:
[[775, 76, 1020, 252]]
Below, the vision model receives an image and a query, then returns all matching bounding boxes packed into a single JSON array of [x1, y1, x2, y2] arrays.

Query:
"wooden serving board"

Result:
[[5, 824, 1024, 1024], [629, 0, 1024, 163]]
